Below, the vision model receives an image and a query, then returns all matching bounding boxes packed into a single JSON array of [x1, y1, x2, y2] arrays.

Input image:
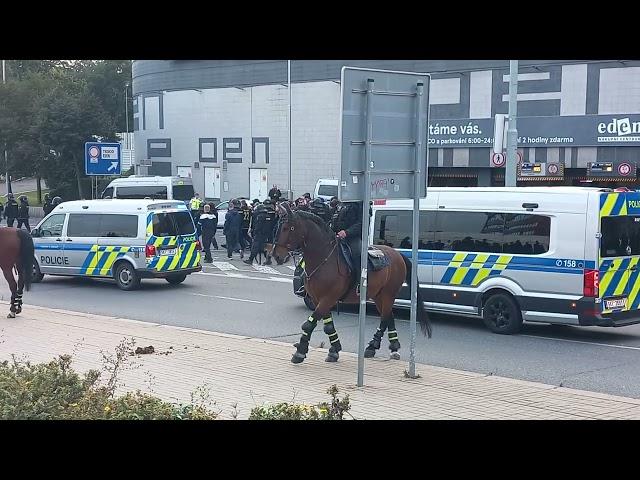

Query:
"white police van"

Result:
[[31, 199, 202, 290], [371, 186, 640, 334], [101, 176, 194, 202]]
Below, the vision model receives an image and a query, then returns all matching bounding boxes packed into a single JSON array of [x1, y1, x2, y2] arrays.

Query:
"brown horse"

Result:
[[0, 228, 34, 318], [272, 202, 431, 364]]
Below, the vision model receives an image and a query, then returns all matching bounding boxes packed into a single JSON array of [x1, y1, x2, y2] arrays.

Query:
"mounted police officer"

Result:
[[332, 200, 372, 291], [4, 194, 18, 227], [244, 199, 276, 265]]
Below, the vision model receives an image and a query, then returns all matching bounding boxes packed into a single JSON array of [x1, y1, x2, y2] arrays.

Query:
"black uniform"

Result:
[[332, 201, 372, 284], [309, 199, 331, 224], [246, 204, 277, 263], [268, 187, 282, 203], [42, 199, 54, 216], [239, 205, 252, 251], [5, 198, 18, 227], [17, 199, 30, 231]]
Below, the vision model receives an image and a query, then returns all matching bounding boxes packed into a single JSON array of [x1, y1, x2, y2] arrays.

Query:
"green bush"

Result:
[[249, 385, 351, 420], [0, 354, 217, 420]]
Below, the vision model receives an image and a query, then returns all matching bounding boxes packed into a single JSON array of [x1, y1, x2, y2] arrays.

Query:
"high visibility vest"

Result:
[[190, 198, 202, 210]]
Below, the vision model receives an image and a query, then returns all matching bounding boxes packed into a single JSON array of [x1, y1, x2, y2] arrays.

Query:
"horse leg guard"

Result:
[[292, 316, 317, 364], [15, 291, 23, 315], [365, 327, 385, 358], [388, 330, 401, 360], [323, 316, 341, 362], [8, 295, 17, 318]]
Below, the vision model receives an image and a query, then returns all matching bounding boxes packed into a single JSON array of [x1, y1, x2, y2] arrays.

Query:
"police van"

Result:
[[31, 199, 202, 290], [101, 176, 194, 202], [371, 187, 640, 334]]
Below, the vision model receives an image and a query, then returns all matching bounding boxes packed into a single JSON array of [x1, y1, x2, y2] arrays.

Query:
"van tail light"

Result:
[[195, 240, 202, 251], [584, 269, 599, 298], [145, 244, 157, 257]]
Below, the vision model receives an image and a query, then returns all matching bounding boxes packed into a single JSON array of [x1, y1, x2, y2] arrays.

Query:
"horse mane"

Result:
[[295, 210, 334, 238]]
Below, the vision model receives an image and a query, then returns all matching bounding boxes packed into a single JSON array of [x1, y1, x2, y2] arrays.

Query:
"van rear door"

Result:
[[599, 192, 640, 313], [146, 210, 200, 273]]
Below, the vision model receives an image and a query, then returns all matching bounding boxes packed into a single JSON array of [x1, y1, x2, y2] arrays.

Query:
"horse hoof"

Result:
[[7, 312, 16, 319], [325, 352, 339, 363], [390, 351, 401, 360], [364, 347, 376, 358], [291, 352, 306, 364]]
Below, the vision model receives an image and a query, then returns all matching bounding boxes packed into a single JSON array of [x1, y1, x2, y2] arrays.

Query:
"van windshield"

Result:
[[152, 211, 195, 237], [116, 185, 168, 199], [601, 216, 640, 257], [318, 185, 338, 197], [172, 184, 195, 202]]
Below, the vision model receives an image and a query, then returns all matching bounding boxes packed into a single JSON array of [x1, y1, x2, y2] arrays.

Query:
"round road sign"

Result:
[[618, 162, 633, 176], [491, 152, 506, 167], [89, 146, 99, 158], [548, 163, 559, 175]]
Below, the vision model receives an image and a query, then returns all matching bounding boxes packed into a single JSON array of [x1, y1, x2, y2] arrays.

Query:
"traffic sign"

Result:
[[85, 142, 121, 176], [491, 152, 506, 167], [547, 163, 559, 175], [619, 162, 633, 176]]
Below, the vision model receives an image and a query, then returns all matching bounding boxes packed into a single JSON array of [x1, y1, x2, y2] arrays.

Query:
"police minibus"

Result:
[[371, 187, 640, 334], [101, 176, 194, 202], [31, 199, 202, 290]]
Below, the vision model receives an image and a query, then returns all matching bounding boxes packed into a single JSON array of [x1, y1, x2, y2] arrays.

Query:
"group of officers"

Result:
[[0, 193, 62, 230], [188, 181, 365, 272]]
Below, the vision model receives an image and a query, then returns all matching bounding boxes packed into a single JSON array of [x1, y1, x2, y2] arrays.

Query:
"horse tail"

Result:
[[402, 254, 432, 338], [17, 229, 34, 292]]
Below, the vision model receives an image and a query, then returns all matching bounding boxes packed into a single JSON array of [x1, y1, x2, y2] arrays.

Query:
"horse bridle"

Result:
[[272, 212, 338, 280]]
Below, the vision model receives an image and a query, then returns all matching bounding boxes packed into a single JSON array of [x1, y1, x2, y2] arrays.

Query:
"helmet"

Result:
[[19, 195, 27, 202], [44, 193, 50, 201], [312, 198, 324, 206], [52, 196, 62, 205], [7, 193, 14, 200], [263, 199, 272, 206]]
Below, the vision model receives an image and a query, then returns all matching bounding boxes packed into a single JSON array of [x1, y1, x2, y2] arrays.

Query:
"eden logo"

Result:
[[598, 118, 640, 137]]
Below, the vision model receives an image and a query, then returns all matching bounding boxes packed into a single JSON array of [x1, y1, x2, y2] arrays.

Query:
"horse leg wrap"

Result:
[[323, 316, 341, 353], [388, 330, 401, 352], [15, 293, 23, 314], [367, 328, 384, 350], [10, 295, 17, 314], [296, 316, 318, 355]]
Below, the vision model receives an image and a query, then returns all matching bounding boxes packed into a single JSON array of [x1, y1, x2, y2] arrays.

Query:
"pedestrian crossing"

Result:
[[203, 259, 293, 278]]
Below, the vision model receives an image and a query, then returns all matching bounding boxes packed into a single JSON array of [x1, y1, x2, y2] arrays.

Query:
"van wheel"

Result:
[[482, 293, 522, 334], [304, 295, 316, 311], [114, 262, 141, 291], [32, 261, 44, 283], [166, 274, 187, 285]]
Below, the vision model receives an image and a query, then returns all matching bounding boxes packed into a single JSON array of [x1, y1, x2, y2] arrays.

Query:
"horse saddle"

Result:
[[338, 242, 390, 275]]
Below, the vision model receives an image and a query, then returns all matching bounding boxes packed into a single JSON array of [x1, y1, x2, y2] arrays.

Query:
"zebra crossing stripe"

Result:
[[212, 261, 239, 271], [253, 265, 280, 275]]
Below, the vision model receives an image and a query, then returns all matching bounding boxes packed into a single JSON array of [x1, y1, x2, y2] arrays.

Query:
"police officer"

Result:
[[42, 194, 54, 216], [239, 200, 252, 252], [268, 185, 282, 203], [17, 195, 30, 231], [223, 199, 244, 259], [309, 197, 331, 224], [328, 196, 340, 230], [51, 196, 63, 208], [198, 204, 218, 263], [332, 200, 372, 291], [4, 194, 18, 227], [189, 193, 203, 223], [244, 199, 276, 265], [0, 199, 4, 223]]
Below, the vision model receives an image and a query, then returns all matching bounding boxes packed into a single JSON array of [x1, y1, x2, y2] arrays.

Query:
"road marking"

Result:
[[190, 293, 264, 304], [253, 265, 280, 275], [195, 272, 291, 284], [521, 334, 640, 352], [212, 261, 238, 271]]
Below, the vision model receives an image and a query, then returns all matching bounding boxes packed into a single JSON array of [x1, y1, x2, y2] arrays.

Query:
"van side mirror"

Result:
[[31, 228, 40, 237]]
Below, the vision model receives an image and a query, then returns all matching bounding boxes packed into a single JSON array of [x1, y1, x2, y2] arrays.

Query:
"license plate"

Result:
[[160, 248, 177, 256], [605, 298, 627, 310]]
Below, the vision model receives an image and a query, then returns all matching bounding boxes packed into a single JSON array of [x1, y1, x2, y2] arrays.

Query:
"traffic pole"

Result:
[[505, 60, 519, 187]]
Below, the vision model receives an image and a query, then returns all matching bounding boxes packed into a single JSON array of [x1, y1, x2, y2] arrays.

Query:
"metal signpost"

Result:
[[85, 142, 122, 199], [339, 67, 430, 386]]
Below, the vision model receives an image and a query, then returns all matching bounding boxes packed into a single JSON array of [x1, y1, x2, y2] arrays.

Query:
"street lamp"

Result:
[[2, 60, 10, 195], [124, 82, 130, 143]]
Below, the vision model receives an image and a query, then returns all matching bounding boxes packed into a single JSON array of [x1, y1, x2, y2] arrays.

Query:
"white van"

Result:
[[314, 179, 339, 202], [31, 199, 202, 290], [370, 186, 640, 334], [101, 176, 195, 203]]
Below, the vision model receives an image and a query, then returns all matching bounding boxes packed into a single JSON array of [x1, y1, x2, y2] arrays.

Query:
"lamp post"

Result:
[[2, 60, 10, 195]]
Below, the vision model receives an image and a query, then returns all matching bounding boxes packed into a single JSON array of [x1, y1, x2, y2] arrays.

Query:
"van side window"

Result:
[[435, 212, 505, 253], [39, 214, 66, 237], [102, 187, 114, 199], [99, 215, 139, 238], [502, 214, 550, 254], [373, 210, 436, 249], [116, 186, 168, 199], [67, 214, 102, 237]]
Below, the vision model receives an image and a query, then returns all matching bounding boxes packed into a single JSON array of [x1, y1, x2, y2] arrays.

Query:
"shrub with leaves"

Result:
[[0, 354, 217, 420], [249, 385, 351, 420]]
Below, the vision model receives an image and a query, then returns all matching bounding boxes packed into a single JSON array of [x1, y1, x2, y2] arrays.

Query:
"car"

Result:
[[215, 197, 252, 229], [101, 176, 194, 203], [314, 179, 339, 202]]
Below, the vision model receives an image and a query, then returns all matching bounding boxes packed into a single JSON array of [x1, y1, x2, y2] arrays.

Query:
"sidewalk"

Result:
[[2, 303, 640, 419]]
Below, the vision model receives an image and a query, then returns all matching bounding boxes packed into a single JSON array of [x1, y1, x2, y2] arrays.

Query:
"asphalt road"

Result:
[[0, 178, 44, 196], [3, 239, 640, 399]]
